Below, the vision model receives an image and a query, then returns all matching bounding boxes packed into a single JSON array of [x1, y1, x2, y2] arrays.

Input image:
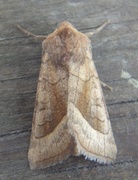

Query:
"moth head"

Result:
[[42, 21, 91, 67], [55, 21, 78, 39]]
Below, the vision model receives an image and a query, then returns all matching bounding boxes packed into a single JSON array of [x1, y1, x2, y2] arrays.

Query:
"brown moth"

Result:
[[21, 21, 117, 169]]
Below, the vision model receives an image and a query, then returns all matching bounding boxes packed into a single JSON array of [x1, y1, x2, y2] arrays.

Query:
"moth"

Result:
[[17, 21, 117, 170]]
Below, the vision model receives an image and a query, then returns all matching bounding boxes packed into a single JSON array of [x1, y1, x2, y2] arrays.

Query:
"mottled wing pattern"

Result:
[[28, 21, 117, 169], [67, 48, 117, 163], [28, 55, 74, 169]]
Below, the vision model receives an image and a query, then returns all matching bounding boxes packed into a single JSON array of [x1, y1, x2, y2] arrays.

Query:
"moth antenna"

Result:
[[85, 20, 110, 38], [16, 25, 47, 40]]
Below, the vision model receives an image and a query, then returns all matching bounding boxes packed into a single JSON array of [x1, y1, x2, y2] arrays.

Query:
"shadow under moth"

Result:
[[18, 21, 117, 169]]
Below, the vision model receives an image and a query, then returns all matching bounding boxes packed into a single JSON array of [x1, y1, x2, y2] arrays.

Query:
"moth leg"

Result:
[[16, 25, 47, 40], [100, 81, 112, 91], [85, 20, 110, 38]]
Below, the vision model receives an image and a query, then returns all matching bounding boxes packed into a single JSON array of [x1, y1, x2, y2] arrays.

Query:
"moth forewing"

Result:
[[25, 21, 117, 169]]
